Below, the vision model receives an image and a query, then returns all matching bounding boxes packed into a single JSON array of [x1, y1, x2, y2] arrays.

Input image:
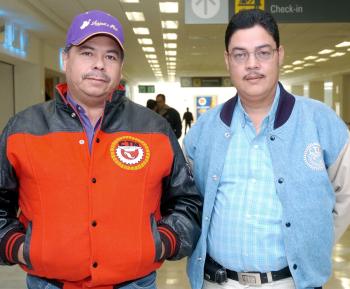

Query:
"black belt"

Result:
[[205, 255, 291, 286], [226, 265, 291, 285]]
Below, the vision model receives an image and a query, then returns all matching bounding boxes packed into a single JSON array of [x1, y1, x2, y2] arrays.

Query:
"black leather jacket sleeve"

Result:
[[157, 129, 202, 260], [0, 118, 25, 265]]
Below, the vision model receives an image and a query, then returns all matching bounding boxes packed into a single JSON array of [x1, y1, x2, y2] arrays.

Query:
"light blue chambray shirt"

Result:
[[207, 85, 289, 272]]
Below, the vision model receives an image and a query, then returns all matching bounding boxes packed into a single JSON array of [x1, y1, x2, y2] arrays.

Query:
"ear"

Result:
[[277, 45, 285, 67], [224, 50, 230, 71], [62, 51, 68, 72]]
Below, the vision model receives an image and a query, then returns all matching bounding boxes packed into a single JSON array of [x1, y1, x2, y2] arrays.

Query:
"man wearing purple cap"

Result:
[[0, 10, 202, 289]]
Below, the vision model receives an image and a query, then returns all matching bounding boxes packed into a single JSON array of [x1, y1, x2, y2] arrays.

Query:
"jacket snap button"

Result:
[[92, 221, 97, 227], [293, 264, 297, 270], [96, 138, 100, 143], [92, 178, 96, 183], [270, 135, 276, 141], [285, 222, 291, 227], [278, 178, 284, 184], [71, 112, 76, 118], [92, 262, 98, 268]]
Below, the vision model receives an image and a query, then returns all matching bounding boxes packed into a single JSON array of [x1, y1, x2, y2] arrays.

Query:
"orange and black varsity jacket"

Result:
[[0, 84, 202, 288]]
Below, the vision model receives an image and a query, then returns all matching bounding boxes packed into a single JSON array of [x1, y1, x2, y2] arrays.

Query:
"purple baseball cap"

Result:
[[65, 10, 124, 51]]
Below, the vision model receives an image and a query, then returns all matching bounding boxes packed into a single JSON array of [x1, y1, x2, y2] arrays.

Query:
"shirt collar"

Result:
[[235, 85, 281, 130]]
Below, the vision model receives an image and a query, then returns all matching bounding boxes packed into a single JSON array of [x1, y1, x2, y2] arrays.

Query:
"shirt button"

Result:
[[285, 222, 291, 227], [71, 112, 76, 118], [92, 178, 96, 183], [91, 220, 97, 227], [270, 135, 276, 141], [224, 132, 230, 138], [92, 262, 98, 268], [278, 178, 284, 184], [212, 175, 218, 181], [79, 140, 85, 145], [197, 257, 202, 261]]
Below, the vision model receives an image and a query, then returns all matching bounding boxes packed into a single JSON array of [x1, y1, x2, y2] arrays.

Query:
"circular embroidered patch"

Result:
[[303, 143, 325, 171], [110, 136, 150, 170]]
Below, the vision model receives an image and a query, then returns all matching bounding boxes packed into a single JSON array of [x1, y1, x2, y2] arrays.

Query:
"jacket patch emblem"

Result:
[[110, 136, 150, 170], [303, 143, 325, 171]]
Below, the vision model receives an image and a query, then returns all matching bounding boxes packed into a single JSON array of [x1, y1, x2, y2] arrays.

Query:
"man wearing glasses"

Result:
[[185, 9, 350, 289]]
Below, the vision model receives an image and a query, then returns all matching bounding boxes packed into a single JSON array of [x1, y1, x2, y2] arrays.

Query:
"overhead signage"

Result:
[[138, 85, 155, 93], [185, 0, 229, 24], [181, 77, 232, 87], [229, 0, 350, 23]]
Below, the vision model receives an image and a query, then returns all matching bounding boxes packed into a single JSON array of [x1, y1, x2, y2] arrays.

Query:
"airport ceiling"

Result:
[[1, 0, 350, 85]]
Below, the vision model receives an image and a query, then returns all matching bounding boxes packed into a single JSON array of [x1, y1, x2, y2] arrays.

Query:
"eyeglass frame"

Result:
[[226, 45, 279, 64]]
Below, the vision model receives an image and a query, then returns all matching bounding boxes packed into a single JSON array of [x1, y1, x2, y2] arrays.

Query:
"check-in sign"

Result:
[[185, 0, 229, 24], [229, 0, 350, 23]]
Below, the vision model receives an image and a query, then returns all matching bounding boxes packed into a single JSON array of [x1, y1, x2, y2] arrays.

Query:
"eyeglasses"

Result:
[[228, 46, 278, 64]]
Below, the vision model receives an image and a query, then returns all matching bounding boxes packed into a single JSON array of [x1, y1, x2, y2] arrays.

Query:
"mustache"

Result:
[[243, 72, 264, 80], [82, 71, 110, 82]]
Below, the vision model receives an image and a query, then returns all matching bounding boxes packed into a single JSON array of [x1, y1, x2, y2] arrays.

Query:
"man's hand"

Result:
[[17, 242, 26, 265]]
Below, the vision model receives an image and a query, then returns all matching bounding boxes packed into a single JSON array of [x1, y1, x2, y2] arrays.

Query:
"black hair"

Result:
[[146, 99, 157, 110], [225, 9, 280, 51], [156, 94, 166, 102]]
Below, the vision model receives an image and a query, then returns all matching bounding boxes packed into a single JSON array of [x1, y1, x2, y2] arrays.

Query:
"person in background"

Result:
[[0, 10, 202, 289], [185, 9, 350, 289], [183, 107, 194, 134], [156, 93, 182, 139], [146, 99, 157, 111]]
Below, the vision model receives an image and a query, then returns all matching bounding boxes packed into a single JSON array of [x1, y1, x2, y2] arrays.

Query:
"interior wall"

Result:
[[131, 81, 236, 121]]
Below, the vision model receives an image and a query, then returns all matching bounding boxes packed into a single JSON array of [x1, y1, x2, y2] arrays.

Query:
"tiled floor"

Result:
[[1, 228, 349, 289]]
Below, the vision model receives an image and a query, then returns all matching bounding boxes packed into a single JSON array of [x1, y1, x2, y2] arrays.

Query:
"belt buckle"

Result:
[[237, 272, 262, 286]]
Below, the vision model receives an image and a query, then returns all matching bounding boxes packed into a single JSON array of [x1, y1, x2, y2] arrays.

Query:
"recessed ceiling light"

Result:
[[167, 61, 176, 66], [335, 41, 350, 48], [330, 52, 346, 57], [145, 54, 157, 59], [150, 64, 160, 68], [165, 50, 177, 56], [161, 20, 178, 29], [147, 59, 159, 64], [159, 2, 179, 13], [133, 27, 150, 35], [304, 55, 318, 60], [142, 47, 155, 52], [164, 43, 177, 49], [138, 38, 153, 45], [120, 0, 139, 3], [125, 12, 145, 21], [163, 33, 177, 40], [303, 63, 315, 67], [284, 70, 294, 73], [293, 66, 303, 70], [292, 60, 304, 65], [166, 57, 176, 61], [315, 58, 329, 62], [318, 49, 334, 55], [283, 65, 292, 69]]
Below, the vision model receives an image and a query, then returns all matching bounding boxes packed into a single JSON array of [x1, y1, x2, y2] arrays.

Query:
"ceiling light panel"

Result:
[[120, 0, 139, 2], [330, 52, 346, 57], [145, 54, 157, 59], [164, 43, 177, 49], [142, 47, 155, 52], [161, 21, 178, 29], [138, 38, 153, 45], [315, 58, 329, 62], [335, 41, 350, 48], [159, 2, 179, 13], [292, 60, 304, 65], [166, 57, 176, 61], [125, 12, 145, 21], [165, 50, 177, 56], [133, 27, 150, 35], [163, 33, 177, 40], [318, 49, 334, 55], [304, 55, 318, 60]]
